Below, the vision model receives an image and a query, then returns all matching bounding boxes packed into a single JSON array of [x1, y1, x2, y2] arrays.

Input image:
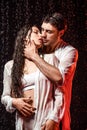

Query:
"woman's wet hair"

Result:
[[11, 24, 32, 97]]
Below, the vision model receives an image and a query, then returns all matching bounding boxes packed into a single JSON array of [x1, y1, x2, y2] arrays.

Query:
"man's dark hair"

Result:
[[42, 12, 67, 31]]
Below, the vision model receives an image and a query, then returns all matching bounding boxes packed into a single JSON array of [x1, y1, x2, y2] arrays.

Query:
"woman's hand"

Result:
[[12, 97, 36, 118]]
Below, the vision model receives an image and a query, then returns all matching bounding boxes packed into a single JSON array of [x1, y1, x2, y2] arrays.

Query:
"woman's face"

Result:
[[26, 26, 43, 49]]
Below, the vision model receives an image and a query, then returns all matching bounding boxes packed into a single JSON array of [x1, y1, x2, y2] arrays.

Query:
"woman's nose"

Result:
[[39, 33, 43, 38]]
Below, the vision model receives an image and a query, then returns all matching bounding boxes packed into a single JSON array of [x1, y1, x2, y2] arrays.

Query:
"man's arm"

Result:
[[24, 42, 63, 85], [32, 53, 63, 84]]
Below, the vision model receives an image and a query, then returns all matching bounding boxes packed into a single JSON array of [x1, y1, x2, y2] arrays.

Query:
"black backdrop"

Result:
[[0, 0, 87, 130]]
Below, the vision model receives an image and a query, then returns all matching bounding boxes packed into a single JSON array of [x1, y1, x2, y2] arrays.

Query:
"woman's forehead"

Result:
[[26, 26, 40, 39], [32, 26, 39, 31]]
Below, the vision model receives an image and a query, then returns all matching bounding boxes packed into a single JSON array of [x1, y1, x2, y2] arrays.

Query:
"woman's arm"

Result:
[[1, 61, 36, 117], [1, 61, 16, 113]]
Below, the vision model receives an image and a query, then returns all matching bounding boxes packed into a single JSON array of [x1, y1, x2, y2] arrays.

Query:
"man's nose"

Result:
[[41, 31, 47, 38]]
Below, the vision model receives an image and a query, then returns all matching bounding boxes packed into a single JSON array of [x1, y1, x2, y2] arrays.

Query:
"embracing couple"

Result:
[[1, 12, 78, 130]]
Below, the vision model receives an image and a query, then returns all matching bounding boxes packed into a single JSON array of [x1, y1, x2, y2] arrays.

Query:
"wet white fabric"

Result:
[[1, 45, 77, 130]]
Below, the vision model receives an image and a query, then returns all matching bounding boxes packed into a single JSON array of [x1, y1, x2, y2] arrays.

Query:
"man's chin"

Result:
[[43, 42, 49, 46]]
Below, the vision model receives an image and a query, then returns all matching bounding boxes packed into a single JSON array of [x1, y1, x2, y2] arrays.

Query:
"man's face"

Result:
[[41, 22, 59, 48]]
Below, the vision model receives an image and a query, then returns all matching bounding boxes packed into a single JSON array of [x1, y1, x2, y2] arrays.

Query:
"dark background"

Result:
[[0, 0, 87, 130]]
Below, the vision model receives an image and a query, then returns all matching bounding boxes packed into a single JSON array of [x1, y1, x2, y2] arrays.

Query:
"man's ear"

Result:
[[59, 30, 65, 37]]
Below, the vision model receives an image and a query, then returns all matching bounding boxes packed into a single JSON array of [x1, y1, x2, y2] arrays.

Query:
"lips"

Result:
[[43, 40, 48, 43], [39, 39, 43, 43]]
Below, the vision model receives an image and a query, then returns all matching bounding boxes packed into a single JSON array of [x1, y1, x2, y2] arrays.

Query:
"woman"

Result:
[[1, 25, 43, 130]]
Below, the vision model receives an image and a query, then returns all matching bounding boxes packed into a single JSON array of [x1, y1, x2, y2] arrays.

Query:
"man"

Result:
[[24, 12, 78, 130]]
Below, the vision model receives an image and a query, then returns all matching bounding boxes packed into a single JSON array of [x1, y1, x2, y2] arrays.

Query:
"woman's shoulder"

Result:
[[5, 60, 13, 67], [4, 60, 13, 74]]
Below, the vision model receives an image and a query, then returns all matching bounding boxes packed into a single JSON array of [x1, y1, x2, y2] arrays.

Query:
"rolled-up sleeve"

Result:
[[48, 87, 65, 123], [1, 61, 16, 113], [49, 45, 78, 123], [55, 45, 78, 83]]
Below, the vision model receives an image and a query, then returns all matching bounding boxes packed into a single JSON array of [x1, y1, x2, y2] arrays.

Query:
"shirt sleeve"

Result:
[[55, 45, 78, 83], [1, 62, 16, 113], [48, 86, 65, 123], [48, 45, 78, 123]]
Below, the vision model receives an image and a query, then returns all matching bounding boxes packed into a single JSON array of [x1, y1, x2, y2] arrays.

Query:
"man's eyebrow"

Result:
[[41, 27, 52, 31]]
